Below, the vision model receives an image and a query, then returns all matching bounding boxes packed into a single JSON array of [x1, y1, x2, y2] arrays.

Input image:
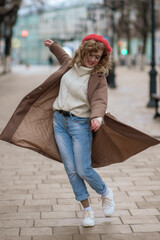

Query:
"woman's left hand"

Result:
[[44, 39, 54, 48], [90, 118, 101, 132]]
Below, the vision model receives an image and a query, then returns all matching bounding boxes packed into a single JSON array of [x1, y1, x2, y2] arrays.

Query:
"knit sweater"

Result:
[[53, 63, 92, 118], [53, 64, 102, 124]]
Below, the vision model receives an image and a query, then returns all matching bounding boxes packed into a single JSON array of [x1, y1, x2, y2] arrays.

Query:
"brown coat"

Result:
[[0, 42, 159, 168]]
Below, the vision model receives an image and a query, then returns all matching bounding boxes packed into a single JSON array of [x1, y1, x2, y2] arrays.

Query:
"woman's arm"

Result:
[[44, 39, 71, 65], [90, 75, 108, 120]]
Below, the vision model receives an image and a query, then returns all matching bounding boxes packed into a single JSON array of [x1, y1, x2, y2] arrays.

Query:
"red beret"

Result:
[[82, 34, 111, 55]]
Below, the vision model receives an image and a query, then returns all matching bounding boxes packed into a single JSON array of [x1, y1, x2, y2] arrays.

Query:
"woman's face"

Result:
[[83, 49, 103, 68]]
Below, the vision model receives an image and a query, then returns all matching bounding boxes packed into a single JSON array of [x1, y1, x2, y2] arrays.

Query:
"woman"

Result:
[[44, 34, 114, 227], [0, 34, 159, 227]]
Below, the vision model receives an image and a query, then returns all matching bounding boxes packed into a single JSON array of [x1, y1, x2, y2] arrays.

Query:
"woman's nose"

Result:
[[90, 56, 95, 62]]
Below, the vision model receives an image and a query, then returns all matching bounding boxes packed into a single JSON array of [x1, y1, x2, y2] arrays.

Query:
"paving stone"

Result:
[[119, 185, 160, 191], [42, 179, 69, 184], [114, 202, 138, 210], [0, 194, 33, 200], [137, 201, 160, 209], [20, 176, 46, 180], [73, 234, 100, 240], [25, 199, 57, 205], [131, 224, 160, 233], [1, 237, 31, 240], [15, 180, 42, 184], [0, 189, 27, 194], [144, 196, 160, 202], [127, 191, 154, 196], [35, 218, 82, 227], [33, 235, 72, 240], [0, 206, 18, 213], [112, 210, 131, 217], [53, 226, 79, 234], [37, 183, 61, 189], [41, 211, 76, 219], [152, 190, 160, 195], [20, 227, 52, 236], [114, 196, 145, 203], [33, 193, 74, 199], [110, 181, 134, 186], [100, 233, 160, 240], [129, 208, 160, 216], [121, 215, 159, 224], [29, 188, 72, 193], [0, 228, 20, 236], [0, 219, 33, 228], [0, 185, 36, 190], [52, 204, 81, 211], [0, 212, 40, 220], [133, 180, 160, 186], [18, 205, 52, 212], [95, 217, 122, 225], [57, 198, 79, 205], [0, 200, 24, 206]]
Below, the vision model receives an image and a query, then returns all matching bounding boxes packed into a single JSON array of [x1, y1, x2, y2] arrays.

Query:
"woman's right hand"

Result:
[[44, 39, 54, 48]]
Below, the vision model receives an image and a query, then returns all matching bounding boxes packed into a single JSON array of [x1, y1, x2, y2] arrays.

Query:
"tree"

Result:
[[20, 0, 45, 14], [0, 0, 46, 74], [116, 1, 133, 67], [0, 0, 22, 74], [133, 0, 151, 70], [103, 0, 160, 69]]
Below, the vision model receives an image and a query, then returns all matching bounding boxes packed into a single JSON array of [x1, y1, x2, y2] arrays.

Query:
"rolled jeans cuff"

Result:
[[76, 193, 90, 202]]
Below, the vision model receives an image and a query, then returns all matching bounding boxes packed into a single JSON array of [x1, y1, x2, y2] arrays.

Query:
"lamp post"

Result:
[[21, 29, 28, 65], [147, 0, 157, 107], [105, 0, 124, 88]]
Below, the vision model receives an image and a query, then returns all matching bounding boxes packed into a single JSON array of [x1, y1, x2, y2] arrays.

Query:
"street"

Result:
[[0, 65, 160, 239]]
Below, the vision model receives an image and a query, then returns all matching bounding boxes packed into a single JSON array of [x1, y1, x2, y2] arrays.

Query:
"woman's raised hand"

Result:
[[44, 39, 54, 47]]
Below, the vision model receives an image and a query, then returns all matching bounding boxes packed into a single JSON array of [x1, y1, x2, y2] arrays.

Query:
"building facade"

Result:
[[11, 3, 160, 66]]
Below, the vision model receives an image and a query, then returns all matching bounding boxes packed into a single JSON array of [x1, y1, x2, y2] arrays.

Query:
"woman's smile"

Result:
[[83, 49, 103, 68]]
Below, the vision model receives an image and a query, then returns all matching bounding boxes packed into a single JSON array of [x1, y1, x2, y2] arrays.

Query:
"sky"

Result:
[[21, 0, 103, 9], [19, 0, 103, 14]]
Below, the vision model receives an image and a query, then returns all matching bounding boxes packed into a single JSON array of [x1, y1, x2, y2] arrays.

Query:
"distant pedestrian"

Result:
[[48, 55, 53, 66], [1, 34, 159, 228]]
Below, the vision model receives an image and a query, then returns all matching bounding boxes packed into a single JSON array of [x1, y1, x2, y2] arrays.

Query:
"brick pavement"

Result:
[[0, 65, 160, 240]]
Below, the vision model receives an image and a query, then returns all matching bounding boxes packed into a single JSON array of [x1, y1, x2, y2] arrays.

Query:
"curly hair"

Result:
[[69, 39, 111, 76]]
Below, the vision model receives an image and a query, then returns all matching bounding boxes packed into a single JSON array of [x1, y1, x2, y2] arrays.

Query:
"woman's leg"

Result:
[[81, 199, 90, 208], [68, 115, 107, 196], [53, 112, 90, 202]]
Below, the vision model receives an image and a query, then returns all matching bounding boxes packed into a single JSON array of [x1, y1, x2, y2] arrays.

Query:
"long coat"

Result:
[[0, 42, 159, 168]]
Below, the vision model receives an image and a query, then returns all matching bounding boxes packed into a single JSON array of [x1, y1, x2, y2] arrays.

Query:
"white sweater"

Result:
[[53, 64, 92, 118], [53, 64, 103, 124]]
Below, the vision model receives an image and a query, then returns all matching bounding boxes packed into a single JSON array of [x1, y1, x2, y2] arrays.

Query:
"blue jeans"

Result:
[[53, 111, 107, 201]]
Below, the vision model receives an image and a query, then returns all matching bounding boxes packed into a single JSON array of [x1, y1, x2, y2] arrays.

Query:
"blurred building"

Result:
[[11, 3, 112, 65], [11, 2, 160, 66], [12, 14, 40, 65]]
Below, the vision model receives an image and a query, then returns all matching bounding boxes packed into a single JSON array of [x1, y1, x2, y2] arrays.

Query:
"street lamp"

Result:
[[21, 30, 29, 65], [105, 0, 124, 88], [147, 0, 157, 107]]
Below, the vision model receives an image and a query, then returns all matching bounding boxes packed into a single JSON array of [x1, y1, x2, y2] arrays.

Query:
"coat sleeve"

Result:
[[90, 75, 108, 120], [49, 41, 71, 65]]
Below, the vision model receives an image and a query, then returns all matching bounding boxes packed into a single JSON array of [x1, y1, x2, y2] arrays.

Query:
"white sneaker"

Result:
[[82, 210, 95, 227], [101, 187, 115, 217]]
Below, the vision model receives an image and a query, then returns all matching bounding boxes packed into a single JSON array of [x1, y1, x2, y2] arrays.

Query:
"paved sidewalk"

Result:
[[0, 65, 160, 240]]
